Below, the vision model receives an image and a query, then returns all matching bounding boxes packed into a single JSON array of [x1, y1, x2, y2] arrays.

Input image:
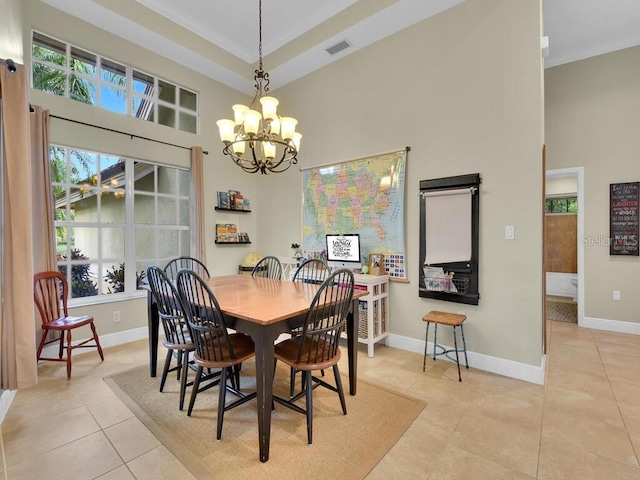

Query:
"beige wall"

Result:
[[258, 0, 545, 366], [545, 45, 640, 324], [23, 0, 260, 336], [546, 176, 577, 196], [12, 0, 546, 367], [0, 0, 25, 62]]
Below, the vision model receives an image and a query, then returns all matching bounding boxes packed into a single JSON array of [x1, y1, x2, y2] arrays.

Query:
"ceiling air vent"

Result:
[[326, 40, 352, 55]]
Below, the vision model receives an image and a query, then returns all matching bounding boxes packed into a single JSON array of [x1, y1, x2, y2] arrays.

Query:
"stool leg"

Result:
[[433, 323, 438, 361], [453, 326, 462, 382], [423, 322, 430, 372], [460, 324, 469, 369]]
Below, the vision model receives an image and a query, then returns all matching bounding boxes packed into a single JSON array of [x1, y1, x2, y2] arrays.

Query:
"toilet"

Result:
[[570, 277, 578, 302]]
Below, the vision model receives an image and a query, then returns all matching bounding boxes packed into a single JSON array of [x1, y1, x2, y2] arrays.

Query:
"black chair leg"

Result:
[[305, 370, 313, 445], [187, 365, 203, 416], [179, 349, 190, 410], [159, 349, 173, 392], [217, 367, 228, 440], [290, 367, 297, 398], [333, 364, 347, 415]]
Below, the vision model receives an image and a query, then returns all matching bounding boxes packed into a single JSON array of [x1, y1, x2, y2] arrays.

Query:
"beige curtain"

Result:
[[1, 61, 37, 389], [190, 146, 207, 265], [30, 106, 56, 347]]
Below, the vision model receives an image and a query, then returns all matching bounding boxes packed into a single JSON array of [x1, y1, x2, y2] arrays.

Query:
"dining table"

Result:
[[145, 274, 366, 462]]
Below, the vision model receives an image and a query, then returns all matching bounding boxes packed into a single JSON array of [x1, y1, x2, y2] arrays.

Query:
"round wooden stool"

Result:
[[422, 311, 469, 382]]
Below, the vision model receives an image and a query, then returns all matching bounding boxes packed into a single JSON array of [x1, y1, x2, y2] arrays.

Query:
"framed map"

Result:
[[301, 148, 408, 281]]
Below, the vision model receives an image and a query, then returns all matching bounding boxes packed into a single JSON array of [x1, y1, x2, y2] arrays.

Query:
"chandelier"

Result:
[[216, 0, 301, 174]]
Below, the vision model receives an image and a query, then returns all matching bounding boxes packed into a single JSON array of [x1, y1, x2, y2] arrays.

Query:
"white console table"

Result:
[[287, 268, 389, 357], [351, 274, 389, 357]]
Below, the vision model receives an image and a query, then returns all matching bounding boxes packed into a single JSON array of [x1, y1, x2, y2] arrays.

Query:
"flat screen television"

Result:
[[325, 234, 361, 269]]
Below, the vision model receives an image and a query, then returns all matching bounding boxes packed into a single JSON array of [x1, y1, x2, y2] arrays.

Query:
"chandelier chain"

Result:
[[258, 0, 263, 71]]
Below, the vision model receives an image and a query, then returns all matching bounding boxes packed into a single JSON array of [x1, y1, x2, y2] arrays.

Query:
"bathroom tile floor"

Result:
[[2, 319, 639, 479]]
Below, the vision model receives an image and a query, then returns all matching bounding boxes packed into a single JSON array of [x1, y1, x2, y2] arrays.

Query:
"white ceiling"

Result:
[[40, 0, 640, 94]]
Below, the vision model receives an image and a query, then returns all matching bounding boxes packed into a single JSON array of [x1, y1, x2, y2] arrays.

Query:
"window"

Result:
[[52, 145, 190, 301], [545, 196, 578, 214], [33, 31, 198, 133]]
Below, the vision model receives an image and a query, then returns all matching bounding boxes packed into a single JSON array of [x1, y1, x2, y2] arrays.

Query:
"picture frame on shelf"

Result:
[[368, 253, 385, 275]]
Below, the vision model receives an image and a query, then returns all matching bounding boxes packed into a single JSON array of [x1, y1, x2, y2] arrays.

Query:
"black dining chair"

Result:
[[292, 258, 331, 284], [146, 265, 195, 410], [164, 256, 210, 281], [251, 255, 283, 279], [273, 268, 354, 444], [289, 258, 333, 396], [176, 269, 257, 439]]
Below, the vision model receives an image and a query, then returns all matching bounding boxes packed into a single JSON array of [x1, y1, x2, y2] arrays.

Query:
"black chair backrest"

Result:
[[295, 268, 355, 364], [251, 255, 283, 279], [175, 269, 236, 362], [164, 256, 210, 281], [292, 258, 331, 285], [146, 266, 190, 346]]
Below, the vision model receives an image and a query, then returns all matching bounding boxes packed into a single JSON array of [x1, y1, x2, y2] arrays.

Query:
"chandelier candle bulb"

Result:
[[233, 139, 246, 155], [260, 96, 279, 120], [232, 104, 248, 125], [280, 117, 298, 141], [291, 132, 302, 152], [243, 110, 262, 136], [270, 117, 280, 135], [263, 141, 276, 159], [216, 119, 235, 143]]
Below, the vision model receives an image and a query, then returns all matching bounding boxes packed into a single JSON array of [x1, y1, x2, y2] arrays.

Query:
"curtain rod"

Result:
[[49, 114, 208, 155]]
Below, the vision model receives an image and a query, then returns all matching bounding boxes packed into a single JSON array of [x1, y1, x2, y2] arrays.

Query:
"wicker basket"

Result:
[[358, 307, 368, 339]]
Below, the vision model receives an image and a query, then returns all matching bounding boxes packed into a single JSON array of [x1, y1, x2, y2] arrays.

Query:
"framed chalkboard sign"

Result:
[[610, 182, 639, 256]]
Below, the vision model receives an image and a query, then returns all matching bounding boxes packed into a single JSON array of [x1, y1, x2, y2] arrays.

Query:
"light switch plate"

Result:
[[505, 225, 515, 240]]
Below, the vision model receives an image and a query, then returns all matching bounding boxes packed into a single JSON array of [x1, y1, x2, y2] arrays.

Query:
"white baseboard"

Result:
[[386, 333, 545, 385], [581, 316, 640, 335], [40, 327, 148, 359], [38, 327, 549, 385]]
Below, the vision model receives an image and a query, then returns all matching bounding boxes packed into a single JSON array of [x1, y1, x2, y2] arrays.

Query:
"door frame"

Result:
[[546, 167, 585, 326]]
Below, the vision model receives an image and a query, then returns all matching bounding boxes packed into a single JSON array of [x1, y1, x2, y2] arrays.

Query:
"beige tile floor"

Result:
[[2, 320, 640, 479]]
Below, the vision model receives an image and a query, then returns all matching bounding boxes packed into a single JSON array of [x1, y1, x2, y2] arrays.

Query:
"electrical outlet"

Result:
[[613, 291, 621, 301], [113, 310, 121, 322]]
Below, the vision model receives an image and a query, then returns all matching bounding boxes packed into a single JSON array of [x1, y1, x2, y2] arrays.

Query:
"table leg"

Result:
[[239, 320, 279, 463], [147, 291, 159, 377], [347, 297, 359, 395]]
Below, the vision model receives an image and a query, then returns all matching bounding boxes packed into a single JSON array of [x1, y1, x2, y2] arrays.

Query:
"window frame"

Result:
[[32, 30, 199, 134], [545, 196, 578, 214], [52, 144, 191, 305]]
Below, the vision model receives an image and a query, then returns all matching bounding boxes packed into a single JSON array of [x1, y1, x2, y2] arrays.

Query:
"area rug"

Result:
[[105, 362, 426, 480], [546, 295, 577, 323]]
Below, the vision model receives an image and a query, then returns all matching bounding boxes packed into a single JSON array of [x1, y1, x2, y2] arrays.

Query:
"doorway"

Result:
[[545, 167, 584, 327]]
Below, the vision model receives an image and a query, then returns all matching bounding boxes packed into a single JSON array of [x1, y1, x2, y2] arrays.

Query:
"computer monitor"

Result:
[[325, 234, 361, 270]]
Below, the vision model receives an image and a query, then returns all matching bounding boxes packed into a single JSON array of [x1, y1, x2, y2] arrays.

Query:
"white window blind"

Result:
[[423, 188, 472, 265]]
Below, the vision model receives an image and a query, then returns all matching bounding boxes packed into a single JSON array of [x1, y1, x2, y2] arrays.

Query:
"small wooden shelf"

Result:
[[215, 241, 252, 244], [215, 207, 251, 213]]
